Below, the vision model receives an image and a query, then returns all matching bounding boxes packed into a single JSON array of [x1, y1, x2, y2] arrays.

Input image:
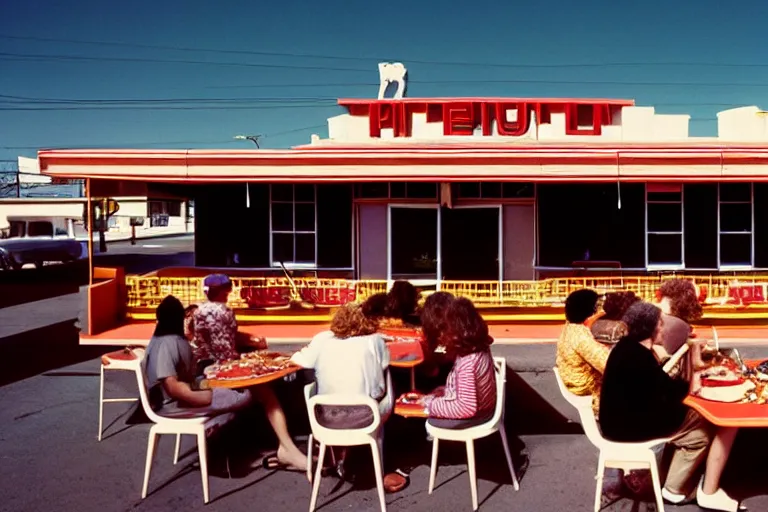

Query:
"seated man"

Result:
[[599, 302, 740, 511], [145, 295, 251, 416], [191, 274, 308, 473], [556, 289, 610, 415], [192, 274, 267, 364]]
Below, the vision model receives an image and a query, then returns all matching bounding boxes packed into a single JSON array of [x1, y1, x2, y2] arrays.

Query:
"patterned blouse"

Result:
[[191, 301, 239, 363], [556, 323, 610, 414]]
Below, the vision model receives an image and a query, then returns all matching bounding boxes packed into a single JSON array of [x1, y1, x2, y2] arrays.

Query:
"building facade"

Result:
[[36, 86, 768, 326]]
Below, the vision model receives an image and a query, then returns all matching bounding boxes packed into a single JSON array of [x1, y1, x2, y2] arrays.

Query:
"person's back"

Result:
[[599, 328, 689, 442], [145, 332, 196, 410], [429, 349, 496, 420], [193, 300, 238, 363], [298, 331, 388, 400], [425, 298, 497, 429], [292, 304, 391, 431]]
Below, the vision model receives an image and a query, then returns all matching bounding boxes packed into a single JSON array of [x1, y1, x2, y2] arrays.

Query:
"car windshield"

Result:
[[9, 221, 25, 238], [27, 222, 53, 237]]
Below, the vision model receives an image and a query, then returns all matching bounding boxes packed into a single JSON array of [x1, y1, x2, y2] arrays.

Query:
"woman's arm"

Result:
[[428, 358, 479, 419]]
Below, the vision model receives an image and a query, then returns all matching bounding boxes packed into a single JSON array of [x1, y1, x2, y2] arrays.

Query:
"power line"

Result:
[[1, 33, 767, 69], [0, 103, 338, 111], [0, 124, 329, 150], [0, 94, 754, 109], [5, 52, 768, 88], [0, 93, 336, 104], [0, 51, 370, 73]]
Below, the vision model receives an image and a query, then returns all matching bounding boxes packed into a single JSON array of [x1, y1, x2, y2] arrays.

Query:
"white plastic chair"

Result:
[[303, 371, 393, 512], [426, 356, 519, 511], [135, 359, 234, 504], [553, 367, 670, 512], [98, 347, 145, 441]]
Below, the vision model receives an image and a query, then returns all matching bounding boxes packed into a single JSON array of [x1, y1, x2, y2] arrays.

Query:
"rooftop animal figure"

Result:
[[378, 62, 407, 100]]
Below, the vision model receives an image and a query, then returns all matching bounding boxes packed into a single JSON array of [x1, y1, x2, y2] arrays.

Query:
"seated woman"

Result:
[[380, 280, 422, 328], [556, 289, 610, 414], [600, 302, 740, 511], [361, 292, 388, 321], [590, 291, 640, 345], [424, 298, 496, 429], [419, 291, 456, 380], [657, 279, 707, 377], [658, 279, 704, 325], [291, 303, 391, 476], [658, 279, 703, 355]]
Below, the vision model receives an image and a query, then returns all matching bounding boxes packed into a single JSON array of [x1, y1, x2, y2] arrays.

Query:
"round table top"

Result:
[[204, 365, 301, 389]]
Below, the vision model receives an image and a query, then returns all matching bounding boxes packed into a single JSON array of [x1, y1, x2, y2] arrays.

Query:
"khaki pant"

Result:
[[665, 409, 715, 495]]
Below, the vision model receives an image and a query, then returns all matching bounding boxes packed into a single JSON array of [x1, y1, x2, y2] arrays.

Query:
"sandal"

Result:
[[384, 469, 410, 494], [262, 454, 334, 476], [262, 455, 306, 473]]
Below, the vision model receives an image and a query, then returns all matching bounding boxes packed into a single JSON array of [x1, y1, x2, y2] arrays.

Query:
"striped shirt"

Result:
[[427, 350, 496, 420]]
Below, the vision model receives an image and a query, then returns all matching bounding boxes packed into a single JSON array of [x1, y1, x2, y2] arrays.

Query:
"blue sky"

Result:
[[2, 0, 768, 163]]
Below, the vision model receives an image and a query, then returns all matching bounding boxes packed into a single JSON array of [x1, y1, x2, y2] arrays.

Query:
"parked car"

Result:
[[0, 217, 85, 270]]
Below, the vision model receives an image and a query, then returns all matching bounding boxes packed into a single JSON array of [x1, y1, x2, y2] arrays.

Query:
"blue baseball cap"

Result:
[[202, 274, 232, 294]]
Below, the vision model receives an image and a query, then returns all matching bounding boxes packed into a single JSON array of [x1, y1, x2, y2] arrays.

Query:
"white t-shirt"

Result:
[[291, 331, 392, 415]]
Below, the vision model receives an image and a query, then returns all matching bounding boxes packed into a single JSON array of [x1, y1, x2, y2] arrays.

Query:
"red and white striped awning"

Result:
[[38, 145, 768, 183]]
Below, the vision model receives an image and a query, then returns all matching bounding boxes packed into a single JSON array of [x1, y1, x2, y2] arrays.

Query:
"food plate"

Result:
[[698, 381, 756, 403], [205, 350, 296, 381], [700, 360, 746, 388], [399, 392, 425, 405]]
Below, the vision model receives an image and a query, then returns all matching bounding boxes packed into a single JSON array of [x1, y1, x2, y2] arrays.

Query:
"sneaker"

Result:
[[661, 487, 688, 504], [696, 477, 742, 512]]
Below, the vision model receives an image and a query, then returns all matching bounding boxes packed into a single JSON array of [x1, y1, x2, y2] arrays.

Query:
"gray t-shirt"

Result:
[[145, 334, 195, 410]]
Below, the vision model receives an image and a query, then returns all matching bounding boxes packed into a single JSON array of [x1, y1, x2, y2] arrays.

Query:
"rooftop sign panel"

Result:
[[337, 98, 635, 138]]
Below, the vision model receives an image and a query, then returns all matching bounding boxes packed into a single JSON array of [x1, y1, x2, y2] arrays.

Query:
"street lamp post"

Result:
[[234, 134, 262, 148]]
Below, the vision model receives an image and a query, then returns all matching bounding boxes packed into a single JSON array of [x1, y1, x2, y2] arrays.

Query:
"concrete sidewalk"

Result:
[[74, 225, 193, 244]]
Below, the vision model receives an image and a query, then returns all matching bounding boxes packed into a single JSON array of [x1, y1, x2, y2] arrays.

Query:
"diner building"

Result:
[[36, 75, 768, 334]]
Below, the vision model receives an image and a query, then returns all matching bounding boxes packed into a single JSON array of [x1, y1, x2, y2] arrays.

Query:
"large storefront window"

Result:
[[389, 206, 438, 280], [441, 206, 500, 281], [270, 184, 317, 267], [719, 183, 753, 267], [537, 184, 645, 269], [646, 184, 683, 268]]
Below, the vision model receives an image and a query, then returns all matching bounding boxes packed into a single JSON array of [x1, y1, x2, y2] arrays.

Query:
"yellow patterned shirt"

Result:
[[556, 323, 611, 414]]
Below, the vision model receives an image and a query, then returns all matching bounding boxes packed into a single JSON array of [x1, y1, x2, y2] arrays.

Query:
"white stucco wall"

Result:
[[717, 106, 768, 141], [0, 196, 187, 232]]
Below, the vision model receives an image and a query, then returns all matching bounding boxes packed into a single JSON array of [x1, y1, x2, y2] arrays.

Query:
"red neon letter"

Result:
[[494, 102, 529, 136], [443, 102, 476, 136]]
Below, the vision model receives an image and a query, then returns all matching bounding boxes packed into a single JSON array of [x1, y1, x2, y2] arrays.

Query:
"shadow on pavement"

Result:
[[0, 262, 87, 309], [505, 370, 583, 436], [0, 320, 111, 387], [722, 428, 768, 503], [141, 364, 572, 493]]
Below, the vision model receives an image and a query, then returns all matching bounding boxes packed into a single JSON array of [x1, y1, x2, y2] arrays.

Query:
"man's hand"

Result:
[[250, 336, 268, 350], [235, 331, 268, 351], [690, 371, 703, 396]]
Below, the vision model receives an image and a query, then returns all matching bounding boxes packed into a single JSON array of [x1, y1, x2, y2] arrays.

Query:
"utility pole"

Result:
[[234, 134, 263, 148]]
